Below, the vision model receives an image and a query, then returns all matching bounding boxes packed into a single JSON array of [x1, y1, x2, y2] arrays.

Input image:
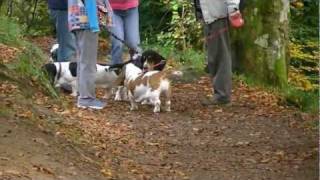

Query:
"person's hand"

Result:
[[228, 10, 244, 28]]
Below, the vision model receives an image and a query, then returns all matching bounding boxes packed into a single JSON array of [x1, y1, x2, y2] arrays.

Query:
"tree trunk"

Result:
[[231, 0, 290, 87]]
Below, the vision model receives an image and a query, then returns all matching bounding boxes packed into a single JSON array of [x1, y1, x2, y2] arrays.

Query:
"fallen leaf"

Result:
[[33, 164, 54, 175], [101, 168, 113, 177]]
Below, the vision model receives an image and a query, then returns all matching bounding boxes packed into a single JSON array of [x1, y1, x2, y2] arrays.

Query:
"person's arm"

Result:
[[226, 0, 244, 28], [226, 0, 240, 13], [97, 0, 113, 27]]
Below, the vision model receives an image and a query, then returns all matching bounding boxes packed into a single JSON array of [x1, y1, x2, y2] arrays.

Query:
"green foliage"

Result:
[[0, 0, 53, 36], [0, 16, 58, 98], [12, 42, 58, 98], [289, 0, 319, 92], [140, 0, 202, 50], [142, 42, 205, 72], [290, 0, 319, 41], [284, 86, 319, 113], [0, 16, 22, 46], [139, 1, 170, 41]]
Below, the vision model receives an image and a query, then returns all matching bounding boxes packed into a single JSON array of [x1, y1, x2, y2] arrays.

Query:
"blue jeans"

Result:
[[50, 9, 77, 62], [110, 7, 140, 65]]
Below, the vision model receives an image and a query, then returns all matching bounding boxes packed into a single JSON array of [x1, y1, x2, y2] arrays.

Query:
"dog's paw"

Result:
[[114, 94, 123, 101], [165, 108, 171, 112], [153, 106, 161, 113], [70, 92, 78, 97], [130, 106, 138, 111]]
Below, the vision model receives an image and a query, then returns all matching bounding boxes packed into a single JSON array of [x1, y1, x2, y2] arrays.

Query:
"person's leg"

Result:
[[123, 7, 140, 51], [110, 10, 125, 65], [74, 30, 97, 98], [74, 30, 106, 109], [55, 10, 77, 62], [205, 18, 232, 103]]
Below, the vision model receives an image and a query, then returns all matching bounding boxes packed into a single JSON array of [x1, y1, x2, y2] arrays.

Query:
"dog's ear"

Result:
[[42, 63, 57, 84], [69, 62, 77, 77], [113, 66, 126, 86], [106, 63, 126, 75], [106, 66, 122, 76]]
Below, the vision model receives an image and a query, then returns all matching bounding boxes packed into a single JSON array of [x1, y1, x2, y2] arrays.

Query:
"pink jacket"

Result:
[[109, 0, 138, 10]]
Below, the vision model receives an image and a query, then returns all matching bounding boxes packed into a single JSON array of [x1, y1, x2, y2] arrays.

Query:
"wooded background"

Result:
[[0, 0, 318, 91]]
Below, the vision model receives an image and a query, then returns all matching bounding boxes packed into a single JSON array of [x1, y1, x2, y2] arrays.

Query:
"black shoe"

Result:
[[201, 97, 231, 106], [204, 64, 209, 73]]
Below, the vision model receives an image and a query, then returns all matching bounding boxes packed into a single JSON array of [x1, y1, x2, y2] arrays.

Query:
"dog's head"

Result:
[[42, 63, 57, 84], [50, 43, 59, 62], [141, 50, 166, 71]]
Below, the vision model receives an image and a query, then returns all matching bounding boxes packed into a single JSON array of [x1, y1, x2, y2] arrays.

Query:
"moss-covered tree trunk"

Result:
[[231, 0, 290, 87]]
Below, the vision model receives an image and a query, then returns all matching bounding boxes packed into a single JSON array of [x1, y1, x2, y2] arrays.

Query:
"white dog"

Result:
[[116, 62, 171, 113], [42, 62, 120, 98]]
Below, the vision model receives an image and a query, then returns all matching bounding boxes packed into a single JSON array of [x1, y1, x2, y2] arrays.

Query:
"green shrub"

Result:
[[0, 16, 58, 98], [284, 87, 319, 113], [0, 16, 22, 46]]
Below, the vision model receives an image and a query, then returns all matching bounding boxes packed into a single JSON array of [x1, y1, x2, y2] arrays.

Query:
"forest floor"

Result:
[[0, 37, 318, 180]]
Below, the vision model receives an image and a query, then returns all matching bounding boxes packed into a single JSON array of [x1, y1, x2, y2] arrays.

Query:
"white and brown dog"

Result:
[[113, 49, 168, 102], [115, 61, 171, 113], [42, 62, 121, 98]]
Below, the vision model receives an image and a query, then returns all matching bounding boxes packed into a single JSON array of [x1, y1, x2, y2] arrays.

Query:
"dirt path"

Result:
[[0, 117, 106, 180], [48, 77, 317, 180], [0, 37, 318, 180]]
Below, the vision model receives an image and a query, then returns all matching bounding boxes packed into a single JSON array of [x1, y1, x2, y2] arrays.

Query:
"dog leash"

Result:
[[142, 60, 167, 73], [100, 25, 139, 54]]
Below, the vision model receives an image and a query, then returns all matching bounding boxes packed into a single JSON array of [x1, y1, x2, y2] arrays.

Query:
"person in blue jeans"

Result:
[[109, 0, 140, 65], [47, 0, 76, 62]]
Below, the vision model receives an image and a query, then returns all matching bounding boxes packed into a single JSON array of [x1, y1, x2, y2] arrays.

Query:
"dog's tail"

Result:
[[161, 68, 183, 81]]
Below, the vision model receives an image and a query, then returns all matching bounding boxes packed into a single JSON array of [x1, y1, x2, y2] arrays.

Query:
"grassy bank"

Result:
[[0, 16, 57, 98]]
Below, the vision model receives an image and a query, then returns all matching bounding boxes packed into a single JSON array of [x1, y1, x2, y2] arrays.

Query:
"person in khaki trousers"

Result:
[[194, 0, 244, 105]]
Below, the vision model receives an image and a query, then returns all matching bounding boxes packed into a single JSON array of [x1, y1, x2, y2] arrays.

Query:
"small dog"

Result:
[[113, 49, 167, 101], [115, 62, 171, 113], [42, 62, 121, 98]]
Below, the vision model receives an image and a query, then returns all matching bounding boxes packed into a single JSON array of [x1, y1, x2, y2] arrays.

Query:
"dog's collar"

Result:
[[57, 62, 62, 81], [143, 60, 166, 73]]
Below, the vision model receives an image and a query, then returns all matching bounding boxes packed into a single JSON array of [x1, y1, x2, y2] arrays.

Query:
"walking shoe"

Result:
[[201, 97, 231, 106], [204, 64, 209, 73], [77, 98, 106, 110]]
